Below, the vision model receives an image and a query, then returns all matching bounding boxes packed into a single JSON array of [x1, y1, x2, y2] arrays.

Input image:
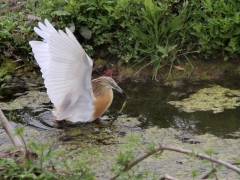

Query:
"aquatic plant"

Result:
[[168, 85, 240, 113]]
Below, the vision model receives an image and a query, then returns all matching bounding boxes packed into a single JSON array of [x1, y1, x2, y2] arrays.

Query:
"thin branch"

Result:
[[135, 141, 148, 153], [109, 147, 163, 180], [160, 174, 179, 180], [15, 65, 25, 70], [109, 143, 240, 180], [227, 161, 240, 166], [201, 168, 217, 179], [0, 109, 22, 147], [159, 144, 240, 174]]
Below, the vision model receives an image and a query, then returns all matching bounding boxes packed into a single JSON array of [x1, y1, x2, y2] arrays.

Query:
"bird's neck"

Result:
[[92, 87, 113, 119]]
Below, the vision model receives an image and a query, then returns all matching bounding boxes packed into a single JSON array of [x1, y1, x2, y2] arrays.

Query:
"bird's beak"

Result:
[[113, 86, 129, 98]]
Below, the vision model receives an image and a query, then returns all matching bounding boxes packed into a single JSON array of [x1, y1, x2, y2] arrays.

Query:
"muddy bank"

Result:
[[2, 53, 240, 91]]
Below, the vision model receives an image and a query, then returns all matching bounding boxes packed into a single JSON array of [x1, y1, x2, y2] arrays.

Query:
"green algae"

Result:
[[0, 91, 50, 112], [55, 116, 240, 179], [168, 85, 240, 113], [0, 55, 16, 73]]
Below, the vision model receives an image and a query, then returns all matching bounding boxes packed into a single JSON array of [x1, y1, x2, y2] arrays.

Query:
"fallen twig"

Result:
[[0, 109, 22, 147], [0, 109, 37, 163]]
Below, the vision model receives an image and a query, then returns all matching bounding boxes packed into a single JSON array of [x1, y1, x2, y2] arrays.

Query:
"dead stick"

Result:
[[0, 109, 22, 147], [160, 144, 240, 173]]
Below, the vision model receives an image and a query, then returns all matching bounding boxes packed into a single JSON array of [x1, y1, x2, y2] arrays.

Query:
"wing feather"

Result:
[[29, 19, 94, 122]]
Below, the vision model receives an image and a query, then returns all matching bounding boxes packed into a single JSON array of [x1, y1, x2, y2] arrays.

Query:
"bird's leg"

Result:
[[106, 116, 118, 127], [106, 96, 129, 127], [50, 117, 57, 121]]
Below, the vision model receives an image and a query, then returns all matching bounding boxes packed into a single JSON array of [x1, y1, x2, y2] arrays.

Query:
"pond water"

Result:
[[1, 75, 240, 139]]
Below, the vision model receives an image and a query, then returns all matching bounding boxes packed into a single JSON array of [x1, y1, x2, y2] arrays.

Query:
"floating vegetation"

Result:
[[168, 85, 240, 113]]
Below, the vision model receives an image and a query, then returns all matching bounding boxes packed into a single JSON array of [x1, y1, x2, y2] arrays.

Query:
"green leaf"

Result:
[[191, 169, 198, 178], [145, 142, 155, 152], [144, 0, 154, 10], [168, 44, 178, 52], [232, 28, 240, 35], [170, 16, 183, 32], [51, 10, 71, 16], [14, 126, 25, 136], [157, 46, 168, 58]]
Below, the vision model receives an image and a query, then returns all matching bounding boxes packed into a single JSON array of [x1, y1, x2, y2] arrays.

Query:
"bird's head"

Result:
[[92, 76, 127, 97], [102, 76, 126, 94]]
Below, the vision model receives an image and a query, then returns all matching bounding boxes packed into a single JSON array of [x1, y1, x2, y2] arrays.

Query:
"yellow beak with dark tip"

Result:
[[114, 86, 129, 99], [29, 19, 126, 123]]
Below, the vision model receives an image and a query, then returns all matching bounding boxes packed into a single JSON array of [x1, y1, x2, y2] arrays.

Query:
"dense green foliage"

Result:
[[190, 0, 240, 60], [1, 0, 240, 77]]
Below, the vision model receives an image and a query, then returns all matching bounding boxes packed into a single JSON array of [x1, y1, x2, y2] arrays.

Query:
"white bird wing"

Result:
[[29, 19, 94, 122]]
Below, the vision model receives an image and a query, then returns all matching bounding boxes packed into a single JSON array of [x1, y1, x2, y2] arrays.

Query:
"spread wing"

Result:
[[29, 19, 94, 122]]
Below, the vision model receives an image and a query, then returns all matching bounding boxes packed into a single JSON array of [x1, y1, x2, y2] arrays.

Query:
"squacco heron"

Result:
[[29, 19, 126, 123]]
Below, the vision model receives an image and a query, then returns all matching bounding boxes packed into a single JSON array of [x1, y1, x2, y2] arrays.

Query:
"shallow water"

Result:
[[116, 75, 240, 138], [1, 75, 240, 138]]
